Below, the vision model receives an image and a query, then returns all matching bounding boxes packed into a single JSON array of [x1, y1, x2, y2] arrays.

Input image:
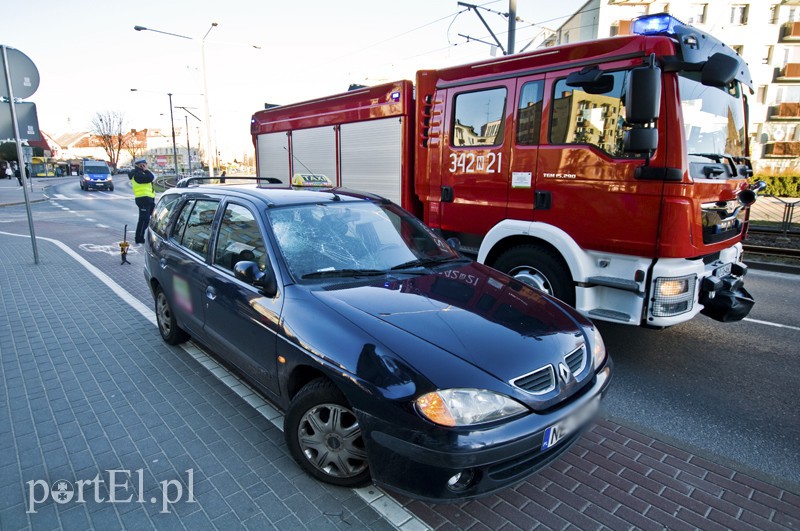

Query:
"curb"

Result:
[[746, 259, 800, 275]]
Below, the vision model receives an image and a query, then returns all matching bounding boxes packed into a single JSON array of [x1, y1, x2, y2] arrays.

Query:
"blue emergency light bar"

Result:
[[632, 13, 686, 36]]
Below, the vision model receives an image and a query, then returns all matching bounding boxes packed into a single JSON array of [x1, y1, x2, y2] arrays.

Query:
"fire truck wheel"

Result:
[[494, 245, 575, 306]]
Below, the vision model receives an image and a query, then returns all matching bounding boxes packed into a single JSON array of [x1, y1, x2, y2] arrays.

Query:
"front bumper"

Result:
[[358, 360, 613, 502], [84, 179, 112, 190]]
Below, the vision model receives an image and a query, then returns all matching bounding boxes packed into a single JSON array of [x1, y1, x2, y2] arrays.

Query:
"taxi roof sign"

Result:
[[291, 174, 332, 187]]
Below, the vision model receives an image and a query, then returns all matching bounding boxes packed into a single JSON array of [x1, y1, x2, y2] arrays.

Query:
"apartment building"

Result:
[[549, 0, 800, 173]]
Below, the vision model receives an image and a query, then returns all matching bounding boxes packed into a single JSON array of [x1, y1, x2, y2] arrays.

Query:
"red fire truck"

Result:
[[250, 14, 764, 328]]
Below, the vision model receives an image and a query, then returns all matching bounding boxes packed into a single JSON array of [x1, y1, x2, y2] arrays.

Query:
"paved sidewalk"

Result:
[[0, 233, 396, 530], [1, 180, 799, 530]]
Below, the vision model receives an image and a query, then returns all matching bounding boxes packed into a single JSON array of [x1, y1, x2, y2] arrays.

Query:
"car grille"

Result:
[[511, 344, 587, 395], [565, 345, 586, 375], [512, 365, 555, 394]]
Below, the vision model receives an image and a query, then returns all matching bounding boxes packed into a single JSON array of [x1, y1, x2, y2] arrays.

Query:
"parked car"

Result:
[[143, 176, 612, 501]]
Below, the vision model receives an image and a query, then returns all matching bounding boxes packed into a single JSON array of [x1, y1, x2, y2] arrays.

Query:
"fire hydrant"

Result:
[[120, 224, 131, 265]]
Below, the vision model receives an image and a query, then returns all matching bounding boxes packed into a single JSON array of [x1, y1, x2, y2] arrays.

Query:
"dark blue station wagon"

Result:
[[143, 178, 612, 501]]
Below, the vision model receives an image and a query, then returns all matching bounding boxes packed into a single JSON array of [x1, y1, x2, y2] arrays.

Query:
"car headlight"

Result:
[[587, 326, 607, 369], [416, 388, 527, 427]]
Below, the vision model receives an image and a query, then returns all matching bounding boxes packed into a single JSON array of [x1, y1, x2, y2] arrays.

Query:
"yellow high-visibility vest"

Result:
[[131, 177, 155, 198]]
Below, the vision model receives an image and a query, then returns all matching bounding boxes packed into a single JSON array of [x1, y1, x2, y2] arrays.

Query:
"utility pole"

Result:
[[457, 0, 518, 56], [508, 0, 517, 55]]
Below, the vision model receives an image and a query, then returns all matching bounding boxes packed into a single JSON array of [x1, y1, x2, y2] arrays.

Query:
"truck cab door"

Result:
[[508, 76, 545, 221], [438, 81, 514, 246]]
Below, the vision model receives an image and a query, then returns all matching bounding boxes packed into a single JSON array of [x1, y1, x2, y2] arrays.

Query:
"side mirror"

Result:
[[566, 67, 615, 94], [234, 261, 278, 297], [626, 66, 661, 124], [623, 128, 659, 153], [701, 53, 739, 88]]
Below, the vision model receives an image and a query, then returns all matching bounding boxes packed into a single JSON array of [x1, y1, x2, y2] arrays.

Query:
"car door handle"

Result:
[[206, 286, 217, 301]]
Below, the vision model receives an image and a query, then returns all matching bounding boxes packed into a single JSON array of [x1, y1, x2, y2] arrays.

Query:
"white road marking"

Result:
[[743, 318, 800, 332], [0, 230, 428, 531]]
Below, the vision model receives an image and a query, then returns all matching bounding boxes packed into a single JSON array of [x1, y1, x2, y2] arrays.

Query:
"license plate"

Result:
[[714, 262, 732, 278], [541, 395, 600, 451]]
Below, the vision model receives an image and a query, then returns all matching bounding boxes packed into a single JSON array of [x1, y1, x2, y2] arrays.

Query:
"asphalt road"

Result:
[[6, 178, 800, 492]]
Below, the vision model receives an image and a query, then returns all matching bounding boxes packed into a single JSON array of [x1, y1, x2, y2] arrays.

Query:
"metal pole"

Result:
[[201, 29, 217, 177], [185, 115, 192, 176], [168, 92, 180, 178], [508, 0, 517, 55], [2, 45, 38, 264]]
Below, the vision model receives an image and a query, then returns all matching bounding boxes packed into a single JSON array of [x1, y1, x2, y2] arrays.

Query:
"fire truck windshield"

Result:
[[679, 72, 746, 159]]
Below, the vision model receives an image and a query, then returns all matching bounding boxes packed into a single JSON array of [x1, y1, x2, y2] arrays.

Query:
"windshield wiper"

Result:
[[302, 268, 387, 279], [390, 256, 468, 271], [689, 153, 738, 176]]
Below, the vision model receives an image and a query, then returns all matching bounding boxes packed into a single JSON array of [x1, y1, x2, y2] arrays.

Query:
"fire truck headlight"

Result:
[[653, 275, 696, 317]]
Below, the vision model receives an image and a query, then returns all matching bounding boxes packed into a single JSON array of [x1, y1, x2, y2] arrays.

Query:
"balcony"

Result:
[[610, 19, 633, 36], [763, 141, 800, 158], [768, 102, 800, 120], [781, 21, 800, 42], [776, 63, 800, 81]]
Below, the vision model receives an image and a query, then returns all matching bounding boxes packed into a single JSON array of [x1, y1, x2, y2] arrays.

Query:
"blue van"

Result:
[[79, 159, 114, 191]]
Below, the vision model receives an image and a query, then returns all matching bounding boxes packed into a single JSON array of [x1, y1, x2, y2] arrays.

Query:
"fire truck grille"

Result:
[[512, 365, 555, 394]]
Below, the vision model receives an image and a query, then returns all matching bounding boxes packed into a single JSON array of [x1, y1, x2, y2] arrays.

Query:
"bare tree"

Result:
[[90, 110, 126, 169], [123, 129, 147, 164]]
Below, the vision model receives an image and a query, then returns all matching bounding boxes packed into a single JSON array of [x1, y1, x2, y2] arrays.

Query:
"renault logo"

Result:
[[558, 363, 572, 384]]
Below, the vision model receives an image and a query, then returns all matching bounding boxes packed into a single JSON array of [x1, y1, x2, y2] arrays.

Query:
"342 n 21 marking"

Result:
[[449, 152, 502, 174]]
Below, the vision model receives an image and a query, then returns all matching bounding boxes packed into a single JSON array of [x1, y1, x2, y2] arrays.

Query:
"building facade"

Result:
[[549, 0, 800, 173]]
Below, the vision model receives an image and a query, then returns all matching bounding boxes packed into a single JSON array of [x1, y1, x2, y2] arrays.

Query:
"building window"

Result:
[[730, 4, 749, 25], [769, 5, 779, 24], [757, 86, 768, 104], [688, 4, 706, 24], [762, 46, 773, 65], [731, 45, 744, 56]]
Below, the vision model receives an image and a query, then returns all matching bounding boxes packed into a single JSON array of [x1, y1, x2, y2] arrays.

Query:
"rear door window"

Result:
[[150, 195, 181, 237], [170, 199, 220, 258]]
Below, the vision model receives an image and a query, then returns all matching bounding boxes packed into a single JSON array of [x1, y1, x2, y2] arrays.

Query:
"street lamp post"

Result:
[[167, 93, 180, 178], [201, 23, 217, 177], [134, 22, 218, 177], [176, 106, 202, 178]]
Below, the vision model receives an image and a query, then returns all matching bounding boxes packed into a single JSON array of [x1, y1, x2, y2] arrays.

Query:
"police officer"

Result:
[[129, 158, 156, 244]]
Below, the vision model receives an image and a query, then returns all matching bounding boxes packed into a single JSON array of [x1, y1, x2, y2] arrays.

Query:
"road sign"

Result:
[[0, 46, 39, 99], [0, 101, 40, 141]]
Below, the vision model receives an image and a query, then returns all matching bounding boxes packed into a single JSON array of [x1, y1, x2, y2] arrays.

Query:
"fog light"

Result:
[[653, 275, 696, 317], [447, 469, 476, 492]]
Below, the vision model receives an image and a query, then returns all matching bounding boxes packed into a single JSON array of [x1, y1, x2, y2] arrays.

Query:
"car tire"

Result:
[[110, 185, 114, 192], [154, 286, 189, 345], [493, 244, 575, 306], [285, 378, 370, 488]]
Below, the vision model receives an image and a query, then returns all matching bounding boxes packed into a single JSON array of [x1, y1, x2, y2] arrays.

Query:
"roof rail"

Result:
[[175, 176, 284, 188]]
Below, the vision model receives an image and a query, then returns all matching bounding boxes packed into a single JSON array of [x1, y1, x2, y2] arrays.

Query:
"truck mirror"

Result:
[[566, 67, 614, 94], [626, 66, 661, 124], [701, 52, 738, 88], [623, 128, 658, 153]]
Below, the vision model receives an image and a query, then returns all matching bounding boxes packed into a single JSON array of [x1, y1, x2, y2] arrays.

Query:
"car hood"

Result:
[[310, 262, 587, 384]]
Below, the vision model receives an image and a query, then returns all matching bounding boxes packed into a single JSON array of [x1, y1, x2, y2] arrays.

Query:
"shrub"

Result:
[[751, 174, 800, 197]]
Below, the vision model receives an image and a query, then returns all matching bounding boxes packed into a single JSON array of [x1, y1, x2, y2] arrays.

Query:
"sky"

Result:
[[3, 0, 586, 162]]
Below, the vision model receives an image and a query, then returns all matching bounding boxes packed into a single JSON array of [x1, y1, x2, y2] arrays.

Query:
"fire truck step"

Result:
[[587, 309, 634, 323], [587, 276, 642, 293]]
